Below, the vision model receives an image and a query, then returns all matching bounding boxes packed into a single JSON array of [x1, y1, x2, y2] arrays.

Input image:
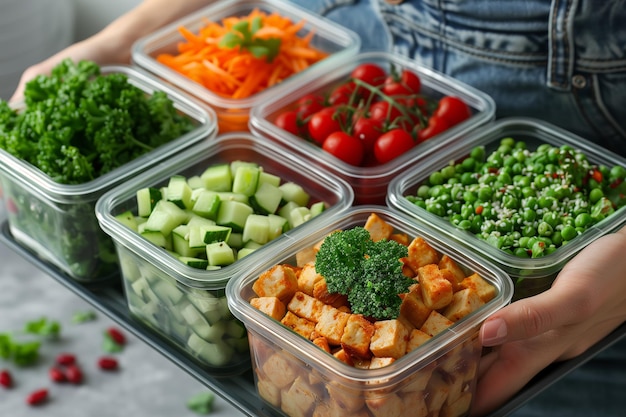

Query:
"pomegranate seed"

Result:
[[65, 365, 83, 384], [26, 388, 49, 406], [97, 357, 118, 371], [49, 366, 66, 383], [56, 353, 77, 366], [106, 327, 126, 345], [0, 369, 13, 388]]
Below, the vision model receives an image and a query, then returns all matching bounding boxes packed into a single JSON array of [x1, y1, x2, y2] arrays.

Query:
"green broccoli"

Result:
[[314, 227, 413, 320]]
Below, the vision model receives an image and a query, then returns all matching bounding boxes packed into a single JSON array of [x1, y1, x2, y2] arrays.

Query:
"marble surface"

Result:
[[0, 213, 246, 417]]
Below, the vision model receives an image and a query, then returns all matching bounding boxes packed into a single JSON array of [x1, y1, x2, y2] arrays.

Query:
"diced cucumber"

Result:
[[191, 190, 221, 220], [216, 200, 253, 233], [201, 163, 232, 191], [237, 247, 256, 259], [248, 182, 283, 215], [172, 225, 204, 258], [144, 200, 188, 235], [226, 232, 243, 249], [288, 206, 312, 228], [201, 224, 232, 244], [242, 214, 270, 245], [115, 210, 139, 231], [279, 182, 310, 206], [278, 201, 300, 219], [225, 335, 249, 354], [179, 256, 209, 269], [118, 251, 142, 282], [187, 175, 204, 190], [206, 241, 235, 266], [230, 160, 259, 176], [187, 291, 222, 325], [309, 201, 326, 218], [152, 279, 185, 306], [187, 216, 217, 248], [231, 164, 260, 196], [225, 320, 246, 339], [136, 187, 162, 217], [167, 175, 193, 209], [216, 192, 248, 203], [140, 230, 171, 250], [187, 332, 233, 366], [258, 171, 281, 188], [267, 214, 289, 240]]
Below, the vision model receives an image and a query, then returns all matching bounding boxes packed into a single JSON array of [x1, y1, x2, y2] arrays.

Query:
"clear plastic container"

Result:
[[132, 0, 361, 133], [227, 205, 513, 417], [95, 132, 353, 375], [388, 117, 626, 299], [0, 65, 217, 283], [249, 50, 496, 205]]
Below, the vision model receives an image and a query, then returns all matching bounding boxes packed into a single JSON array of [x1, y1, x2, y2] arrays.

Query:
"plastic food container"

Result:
[[388, 118, 626, 299], [227, 205, 513, 417], [132, 0, 361, 133], [249, 50, 496, 205], [0, 65, 217, 283], [95, 132, 353, 375]]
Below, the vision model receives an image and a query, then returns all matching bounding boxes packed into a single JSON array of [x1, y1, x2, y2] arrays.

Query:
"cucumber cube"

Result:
[[144, 200, 188, 235], [115, 210, 139, 231], [288, 206, 312, 228], [201, 163, 232, 191], [257, 171, 281, 188], [136, 187, 162, 217], [267, 214, 289, 240], [192, 190, 221, 220], [167, 175, 193, 209], [187, 216, 218, 248], [216, 200, 253, 233], [242, 214, 270, 245], [206, 241, 235, 266], [279, 182, 310, 207], [232, 165, 260, 196], [201, 224, 232, 244], [249, 182, 283, 215], [309, 201, 326, 218]]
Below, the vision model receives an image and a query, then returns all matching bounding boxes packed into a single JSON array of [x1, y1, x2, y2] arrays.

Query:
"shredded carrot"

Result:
[[155, 8, 329, 100]]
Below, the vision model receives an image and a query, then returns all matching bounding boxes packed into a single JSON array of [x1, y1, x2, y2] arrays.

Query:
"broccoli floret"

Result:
[[315, 227, 413, 320]]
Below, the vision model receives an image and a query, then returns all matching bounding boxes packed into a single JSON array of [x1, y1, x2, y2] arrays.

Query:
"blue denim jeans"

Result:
[[290, 1, 626, 415], [290, 0, 626, 157]]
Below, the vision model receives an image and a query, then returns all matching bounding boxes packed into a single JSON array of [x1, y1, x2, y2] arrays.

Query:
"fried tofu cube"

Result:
[[390, 232, 410, 246], [315, 305, 351, 345], [341, 314, 376, 358], [364, 212, 394, 242], [297, 262, 323, 296], [443, 288, 484, 322], [250, 296, 286, 321], [327, 382, 365, 413], [296, 246, 318, 267], [399, 286, 432, 329], [333, 348, 354, 366], [281, 311, 316, 339], [401, 364, 434, 393], [404, 236, 439, 272], [440, 392, 472, 417], [313, 278, 349, 309], [418, 264, 454, 310], [460, 273, 496, 303], [288, 291, 326, 323], [312, 335, 331, 353], [438, 254, 466, 290], [252, 264, 299, 303], [369, 356, 395, 369], [281, 376, 320, 417], [369, 319, 408, 359], [262, 351, 299, 389], [426, 372, 451, 413], [406, 329, 432, 353], [256, 373, 281, 407], [420, 310, 454, 337], [402, 391, 429, 417], [366, 392, 405, 417]]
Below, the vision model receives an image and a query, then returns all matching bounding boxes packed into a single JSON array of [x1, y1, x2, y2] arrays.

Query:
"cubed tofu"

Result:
[[364, 212, 394, 242], [460, 273, 496, 303], [400, 364, 434, 393], [315, 305, 351, 345], [333, 348, 354, 366], [390, 232, 410, 246], [420, 310, 454, 337], [252, 264, 299, 303], [280, 376, 320, 417], [256, 373, 281, 407], [313, 278, 349, 309], [404, 236, 439, 272], [327, 381, 365, 412], [296, 246, 318, 267], [297, 262, 323, 296], [288, 291, 326, 323], [402, 391, 429, 417], [369, 356, 395, 369], [425, 371, 450, 413], [312, 335, 331, 353], [369, 319, 409, 359], [399, 286, 432, 329], [443, 288, 484, 322], [438, 254, 467, 290], [440, 392, 472, 417], [406, 329, 432, 353], [366, 392, 405, 417], [262, 351, 299, 389], [418, 264, 454, 310], [281, 311, 316, 339], [340, 314, 376, 358], [250, 296, 286, 321]]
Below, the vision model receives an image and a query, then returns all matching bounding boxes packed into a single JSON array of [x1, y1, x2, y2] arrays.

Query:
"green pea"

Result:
[[426, 202, 445, 217], [522, 225, 537, 237], [463, 191, 477, 204], [538, 221, 553, 237], [560, 225, 577, 241], [441, 165, 456, 180], [417, 185, 430, 198], [470, 146, 486, 162], [534, 175, 550, 189], [610, 165, 626, 180], [502, 193, 519, 209], [461, 157, 476, 172], [542, 212, 559, 228], [518, 236, 531, 248], [514, 247, 530, 258], [450, 214, 463, 225], [429, 185, 447, 198], [531, 240, 546, 257], [551, 231, 563, 246], [457, 219, 472, 230], [574, 213, 592, 228], [589, 188, 604, 204], [429, 171, 445, 185], [500, 137, 516, 148], [523, 208, 536, 222], [412, 199, 427, 210], [477, 187, 493, 202], [461, 204, 474, 219], [538, 196, 557, 209], [461, 172, 477, 185], [497, 219, 513, 233]]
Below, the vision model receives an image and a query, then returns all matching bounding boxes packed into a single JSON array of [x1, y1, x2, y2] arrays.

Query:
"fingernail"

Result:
[[481, 318, 507, 346]]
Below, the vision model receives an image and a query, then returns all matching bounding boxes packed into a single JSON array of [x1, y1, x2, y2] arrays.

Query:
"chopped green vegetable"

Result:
[[219, 17, 281, 62], [72, 310, 98, 324], [102, 332, 124, 354], [0, 333, 42, 366], [314, 227, 413, 320], [187, 391, 215, 414], [23, 318, 61, 339]]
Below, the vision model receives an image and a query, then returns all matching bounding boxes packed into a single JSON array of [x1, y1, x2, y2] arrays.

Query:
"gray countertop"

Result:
[[0, 214, 245, 417]]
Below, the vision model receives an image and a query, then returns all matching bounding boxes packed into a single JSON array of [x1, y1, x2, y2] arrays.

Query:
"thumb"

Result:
[[480, 286, 577, 347]]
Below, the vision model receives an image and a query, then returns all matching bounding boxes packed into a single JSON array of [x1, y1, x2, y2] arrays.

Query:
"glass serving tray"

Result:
[[1, 221, 624, 417]]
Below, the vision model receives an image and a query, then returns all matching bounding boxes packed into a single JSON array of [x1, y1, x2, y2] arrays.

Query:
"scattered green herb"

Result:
[[72, 310, 97, 324], [187, 391, 215, 415], [219, 17, 281, 62], [0, 333, 41, 366], [23, 318, 61, 339]]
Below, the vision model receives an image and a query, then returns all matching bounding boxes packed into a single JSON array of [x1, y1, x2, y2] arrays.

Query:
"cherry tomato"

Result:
[[296, 94, 324, 119], [352, 116, 383, 154], [399, 69, 421, 94], [369, 100, 403, 125], [274, 110, 301, 136], [382, 80, 413, 97], [322, 131, 364, 166], [328, 82, 356, 106], [308, 107, 342, 145], [382, 69, 421, 96], [373, 128, 415, 164], [434, 96, 471, 127], [350, 63, 387, 88], [417, 115, 450, 143]]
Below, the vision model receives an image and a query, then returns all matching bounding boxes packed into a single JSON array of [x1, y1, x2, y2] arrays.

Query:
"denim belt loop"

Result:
[[547, 0, 579, 91]]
